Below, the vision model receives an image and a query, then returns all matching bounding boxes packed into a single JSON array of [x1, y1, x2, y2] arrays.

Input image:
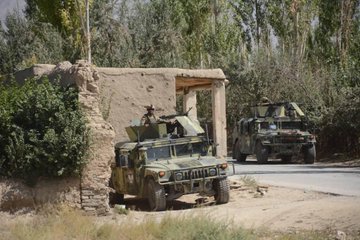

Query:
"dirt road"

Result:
[[233, 160, 360, 196], [113, 176, 360, 234]]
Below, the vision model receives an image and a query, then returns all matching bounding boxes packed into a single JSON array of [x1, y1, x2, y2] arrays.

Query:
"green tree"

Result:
[[0, 79, 88, 185], [0, 11, 63, 75], [25, 0, 90, 61]]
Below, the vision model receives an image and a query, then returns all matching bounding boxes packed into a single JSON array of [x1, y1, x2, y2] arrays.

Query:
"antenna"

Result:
[[137, 129, 140, 144], [205, 123, 210, 145]]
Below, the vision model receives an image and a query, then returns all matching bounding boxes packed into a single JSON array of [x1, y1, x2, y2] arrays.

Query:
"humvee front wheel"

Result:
[[256, 142, 269, 164], [109, 192, 124, 205], [213, 178, 230, 204], [304, 144, 316, 164], [147, 179, 166, 211], [237, 153, 248, 162]]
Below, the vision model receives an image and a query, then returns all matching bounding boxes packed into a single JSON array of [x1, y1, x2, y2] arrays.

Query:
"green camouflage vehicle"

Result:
[[110, 114, 230, 211], [232, 102, 316, 164]]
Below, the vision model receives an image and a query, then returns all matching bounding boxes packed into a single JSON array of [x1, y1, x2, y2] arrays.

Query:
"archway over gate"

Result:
[[175, 70, 228, 158]]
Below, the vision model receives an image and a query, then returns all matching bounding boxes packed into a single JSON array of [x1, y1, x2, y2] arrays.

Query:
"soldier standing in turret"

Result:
[[141, 104, 159, 126]]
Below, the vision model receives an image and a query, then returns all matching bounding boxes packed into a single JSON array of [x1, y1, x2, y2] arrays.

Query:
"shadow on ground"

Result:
[[113, 196, 216, 212]]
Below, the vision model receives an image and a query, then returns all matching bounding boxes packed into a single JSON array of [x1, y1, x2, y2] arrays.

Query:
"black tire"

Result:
[[256, 141, 269, 164], [237, 153, 247, 162], [304, 144, 316, 164], [213, 178, 230, 204], [281, 155, 292, 163], [234, 140, 247, 162], [147, 179, 166, 211], [109, 192, 124, 205]]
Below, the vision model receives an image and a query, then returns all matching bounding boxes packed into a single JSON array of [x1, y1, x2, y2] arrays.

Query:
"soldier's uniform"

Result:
[[141, 104, 158, 125], [141, 113, 159, 125]]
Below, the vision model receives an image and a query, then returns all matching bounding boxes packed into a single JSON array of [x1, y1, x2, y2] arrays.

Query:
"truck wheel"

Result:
[[234, 140, 247, 162], [109, 192, 124, 205], [237, 153, 247, 162], [147, 179, 166, 211], [213, 178, 230, 204], [304, 144, 316, 164], [256, 142, 269, 164]]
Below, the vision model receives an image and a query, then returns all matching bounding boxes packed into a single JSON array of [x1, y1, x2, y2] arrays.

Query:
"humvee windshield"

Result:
[[175, 142, 206, 157], [259, 121, 302, 130], [280, 121, 302, 130], [147, 146, 171, 161], [146, 142, 207, 161]]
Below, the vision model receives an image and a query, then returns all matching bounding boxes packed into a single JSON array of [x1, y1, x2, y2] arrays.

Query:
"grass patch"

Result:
[[239, 175, 258, 189], [0, 206, 254, 240], [0, 206, 356, 240], [120, 215, 254, 240]]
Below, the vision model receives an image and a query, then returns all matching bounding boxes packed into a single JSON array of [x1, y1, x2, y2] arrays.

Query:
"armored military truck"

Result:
[[110, 114, 230, 211], [232, 102, 316, 164]]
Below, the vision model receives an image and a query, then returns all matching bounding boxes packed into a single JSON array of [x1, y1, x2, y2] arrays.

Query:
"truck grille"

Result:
[[274, 136, 305, 144], [182, 168, 211, 180]]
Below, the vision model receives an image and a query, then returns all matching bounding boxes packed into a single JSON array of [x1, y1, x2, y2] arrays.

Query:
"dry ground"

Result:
[[0, 176, 359, 239], [106, 177, 360, 236]]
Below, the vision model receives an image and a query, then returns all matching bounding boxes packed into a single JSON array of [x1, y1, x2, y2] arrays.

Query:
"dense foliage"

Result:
[[0, 79, 88, 184], [0, 0, 359, 157]]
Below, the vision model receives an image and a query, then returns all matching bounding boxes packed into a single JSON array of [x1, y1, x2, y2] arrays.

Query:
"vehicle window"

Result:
[[243, 121, 249, 134], [260, 122, 269, 129], [175, 142, 206, 156], [147, 146, 171, 161], [279, 122, 302, 130]]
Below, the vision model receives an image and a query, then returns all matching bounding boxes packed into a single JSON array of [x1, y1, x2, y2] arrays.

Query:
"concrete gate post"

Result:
[[211, 80, 227, 158]]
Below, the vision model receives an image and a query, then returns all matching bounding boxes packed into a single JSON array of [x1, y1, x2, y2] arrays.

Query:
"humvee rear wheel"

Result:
[[256, 142, 269, 164], [234, 141, 247, 162], [147, 179, 166, 211], [304, 144, 316, 164], [213, 178, 230, 204]]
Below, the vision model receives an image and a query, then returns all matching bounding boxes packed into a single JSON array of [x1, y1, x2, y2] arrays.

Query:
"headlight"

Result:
[[175, 172, 183, 181], [216, 163, 228, 170], [220, 163, 228, 169], [159, 171, 166, 177], [209, 168, 217, 176]]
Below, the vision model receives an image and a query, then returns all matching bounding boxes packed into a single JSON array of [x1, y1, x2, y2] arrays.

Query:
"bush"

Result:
[[0, 78, 88, 184], [318, 86, 360, 156]]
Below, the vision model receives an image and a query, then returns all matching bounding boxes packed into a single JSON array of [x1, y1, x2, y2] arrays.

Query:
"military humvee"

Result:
[[232, 102, 316, 164], [110, 113, 230, 211]]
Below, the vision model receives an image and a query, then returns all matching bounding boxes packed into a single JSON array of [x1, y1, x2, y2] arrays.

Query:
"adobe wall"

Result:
[[1, 62, 179, 215], [1, 61, 116, 215], [2, 62, 227, 214], [0, 177, 81, 212], [97, 68, 177, 143]]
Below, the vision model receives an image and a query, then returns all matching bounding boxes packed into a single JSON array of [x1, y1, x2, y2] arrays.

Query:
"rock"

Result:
[[336, 230, 346, 240], [257, 186, 268, 196]]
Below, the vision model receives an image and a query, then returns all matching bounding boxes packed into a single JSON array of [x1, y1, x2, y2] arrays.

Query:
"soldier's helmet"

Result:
[[259, 97, 272, 105], [146, 104, 155, 110]]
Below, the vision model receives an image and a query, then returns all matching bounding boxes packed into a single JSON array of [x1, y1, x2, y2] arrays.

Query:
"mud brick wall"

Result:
[[73, 61, 115, 215]]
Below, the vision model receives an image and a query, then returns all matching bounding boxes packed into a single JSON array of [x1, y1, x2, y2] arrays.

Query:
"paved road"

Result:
[[229, 158, 360, 196]]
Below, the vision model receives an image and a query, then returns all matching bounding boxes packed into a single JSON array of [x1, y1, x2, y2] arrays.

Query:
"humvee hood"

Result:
[[146, 156, 222, 171]]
